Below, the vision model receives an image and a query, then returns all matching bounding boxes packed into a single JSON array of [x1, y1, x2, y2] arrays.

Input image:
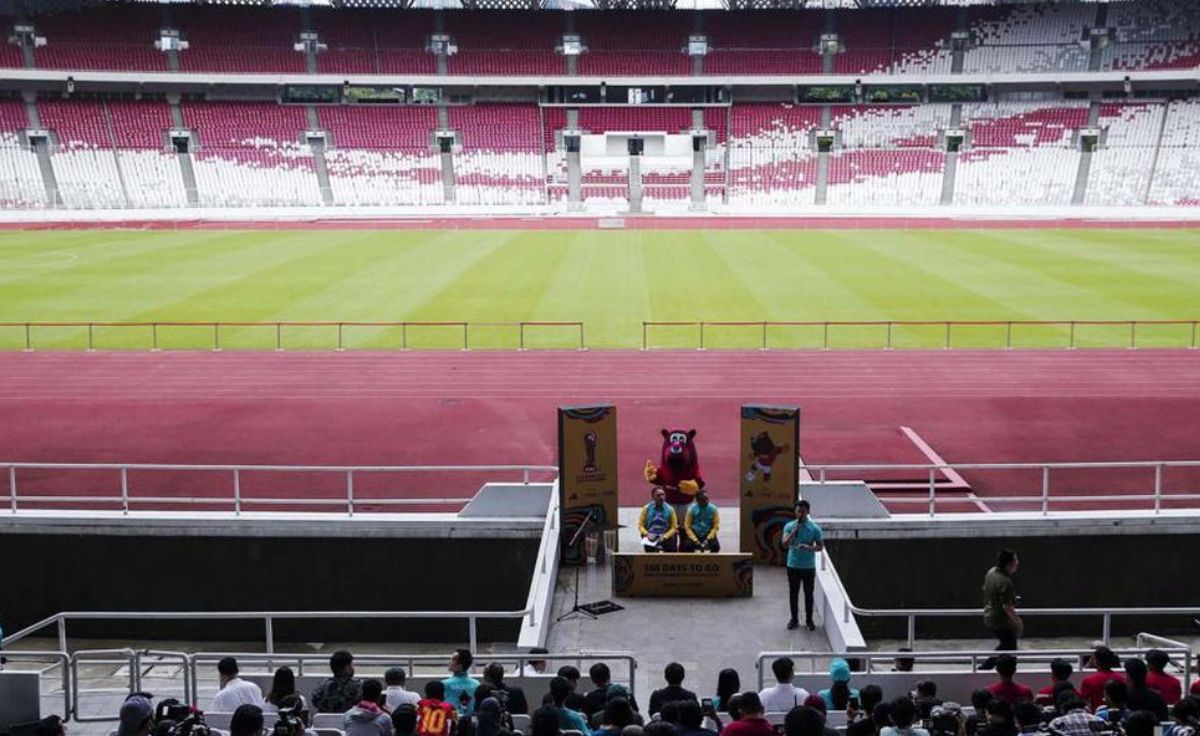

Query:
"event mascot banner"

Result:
[[739, 405, 800, 565], [558, 404, 619, 565]]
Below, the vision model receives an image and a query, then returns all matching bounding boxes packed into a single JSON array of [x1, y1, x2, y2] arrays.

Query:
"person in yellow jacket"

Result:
[[637, 487, 679, 552], [682, 488, 721, 552]]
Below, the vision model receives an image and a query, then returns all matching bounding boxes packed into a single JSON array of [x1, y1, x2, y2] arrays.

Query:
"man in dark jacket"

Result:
[[649, 663, 698, 716], [474, 662, 529, 715], [313, 650, 362, 713]]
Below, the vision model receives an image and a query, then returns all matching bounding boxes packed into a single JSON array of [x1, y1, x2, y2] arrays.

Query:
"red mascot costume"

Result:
[[645, 428, 706, 506]]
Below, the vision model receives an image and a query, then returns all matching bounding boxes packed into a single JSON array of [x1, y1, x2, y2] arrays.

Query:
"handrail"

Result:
[[801, 459, 1200, 516], [641, 319, 1200, 350], [1, 461, 558, 515], [0, 320, 587, 351], [754, 646, 1194, 690], [0, 650, 71, 723]]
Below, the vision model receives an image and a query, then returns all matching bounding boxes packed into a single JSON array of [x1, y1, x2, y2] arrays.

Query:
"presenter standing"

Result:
[[781, 500, 823, 631]]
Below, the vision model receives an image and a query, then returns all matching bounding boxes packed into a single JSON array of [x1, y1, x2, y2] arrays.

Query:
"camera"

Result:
[[273, 705, 310, 736], [154, 700, 211, 736]]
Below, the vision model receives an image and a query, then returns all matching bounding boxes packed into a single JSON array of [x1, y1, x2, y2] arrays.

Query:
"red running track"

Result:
[[2, 350, 1199, 513]]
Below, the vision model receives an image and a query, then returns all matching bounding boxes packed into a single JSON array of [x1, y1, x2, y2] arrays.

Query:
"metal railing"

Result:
[[0, 650, 71, 721], [754, 644, 1195, 690], [1, 461, 558, 515], [641, 319, 1200, 350], [0, 320, 587, 351], [815, 546, 1200, 650], [802, 460, 1200, 516]]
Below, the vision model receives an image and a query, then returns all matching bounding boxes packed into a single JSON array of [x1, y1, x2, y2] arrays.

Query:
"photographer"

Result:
[[475, 662, 529, 716], [929, 704, 966, 736], [1012, 701, 1049, 736], [273, 694, 311, 736]]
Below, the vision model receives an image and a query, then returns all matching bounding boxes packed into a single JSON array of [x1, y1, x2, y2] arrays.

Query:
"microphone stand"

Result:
[[557, 509, 598, 622]]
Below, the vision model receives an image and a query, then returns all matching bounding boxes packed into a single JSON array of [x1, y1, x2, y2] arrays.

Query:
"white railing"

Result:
[[814, 547, 1200, 649], [802, 460, 1200, 516], [0, 462, 559, 515]]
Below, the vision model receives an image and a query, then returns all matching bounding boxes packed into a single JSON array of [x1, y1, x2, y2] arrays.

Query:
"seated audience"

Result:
[[678, 700, 718, 736], [33, 715, 65, 736], [819, 659, 860, 711], [1164, 696, 1200, 736], [1145, 651, 1183, 706], [643, 722, 680, 736], [313, 650, 362, 713], [346, 680, 396, 736], [978, 699, 1016, 736], [444, 648, 483, 716], [760, 657, 811, 712], [386, 667, 421, 711], [476, 662, 529, 715], [118, 695, 156, 736], [1081, 647, 1125, 711], [559, 665, 590, 712], [1125, 711, 1158, 736], [1095, 680, 1131, 725], [881, 697, 930, 736], [965, 690, 993, 736], [721, 693, 774, 736], [1125, 659, 1169, 722], [532, 706, 563, 736], [457, 696, 514, 736], [714, 668, 742, 714], [846, 685, 887, 736], [265, 666, 306, 714], [1048, 694, 1105, 736], [913, 681, 943, 720], [587, 663, 640, 717], [987, 655, 1034, 704], [213, 656, 265, 711], [417, 681, 459, 736], [1037, 660, 1074, 703], [595, 698, 637, 736], [393, 703, 419, 736], [650, 662, 698, 715], [524, 649, 550, 677], [550, 675, 592, 735], [1013, 700, 1049, 736], [785, 707, 827, 736], [230, 704, 265, 736]]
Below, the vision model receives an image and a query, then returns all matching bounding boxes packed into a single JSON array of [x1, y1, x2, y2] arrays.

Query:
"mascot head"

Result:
[[661, 428, 698, 471], [750, 431, 778, 455]]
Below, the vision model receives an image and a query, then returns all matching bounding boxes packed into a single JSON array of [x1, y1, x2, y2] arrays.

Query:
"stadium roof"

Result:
[[4, 0, 1141, 10]]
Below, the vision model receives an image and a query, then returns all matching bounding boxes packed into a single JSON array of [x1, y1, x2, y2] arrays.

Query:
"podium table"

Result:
[[612, 552, 753, 598]]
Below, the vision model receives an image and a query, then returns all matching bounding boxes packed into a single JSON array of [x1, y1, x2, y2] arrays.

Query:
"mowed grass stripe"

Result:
[[1, 228, 1198, 350]]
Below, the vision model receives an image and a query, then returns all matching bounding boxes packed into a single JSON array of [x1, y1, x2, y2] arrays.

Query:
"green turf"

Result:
[[1, 228, 1198, 350]]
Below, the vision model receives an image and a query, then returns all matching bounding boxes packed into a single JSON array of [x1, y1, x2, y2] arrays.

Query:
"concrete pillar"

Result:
[[567, 145, 582, 209], [628, 154, 643, 213], [814, 151, 829, 205], [940, 151, 958, 205], [690, 139, 706, 211], [441, 149, 456, 204]]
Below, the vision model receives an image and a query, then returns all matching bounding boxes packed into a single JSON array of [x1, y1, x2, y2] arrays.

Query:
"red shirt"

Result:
[[721, 716, 777, 736], [417, 698, 457, 736], [1080, 671, 1125, 711], [987, 681, 1034, 704], [1145, 671, 1182, 705], [1191, 679, 1200, 697]]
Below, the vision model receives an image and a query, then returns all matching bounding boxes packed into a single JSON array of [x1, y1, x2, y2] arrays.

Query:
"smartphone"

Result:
[[702, 698, 715, 710], [848, 696, 860, 710]]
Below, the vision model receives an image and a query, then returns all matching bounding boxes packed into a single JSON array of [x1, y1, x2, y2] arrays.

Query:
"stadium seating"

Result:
[[174, 6, 305, 74], [955, 147, 1080, 206], [961, 3, 1094, 74], [31, 4, 166, 73], [0, 100, 44, 209], [319, 106, 436, 150], [450, 104, 544, 206], [185, 102, 308, 149], [831, 105, 952, 149], [326, 148, 443, 207], [578, 107, 692, 134], [962, 101, 1089, 148], [730, 104, 822, 150], [445, 11, 562, 76], [826, 149, 945, 206]]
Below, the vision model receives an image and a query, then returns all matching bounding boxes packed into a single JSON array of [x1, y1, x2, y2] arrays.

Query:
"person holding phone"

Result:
[[781, 500, 824, 631]]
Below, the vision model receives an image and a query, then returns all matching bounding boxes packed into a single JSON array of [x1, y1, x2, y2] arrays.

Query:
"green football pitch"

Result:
[[2, 227, 1198, 350]]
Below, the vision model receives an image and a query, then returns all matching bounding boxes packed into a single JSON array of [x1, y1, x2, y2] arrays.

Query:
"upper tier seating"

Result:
[[962, 3, 1094, 74], [578, 107, 692, 134], [31, 4, 166, 72], [174, 6, 305, 73], [446, 11, 561, 76], [310, 8, 436, 74]]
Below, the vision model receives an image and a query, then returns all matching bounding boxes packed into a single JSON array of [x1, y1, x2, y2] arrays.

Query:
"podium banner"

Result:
[[558, 405, 619, 564], [739, 405, 800, 565], [612, 553, 753, 598]]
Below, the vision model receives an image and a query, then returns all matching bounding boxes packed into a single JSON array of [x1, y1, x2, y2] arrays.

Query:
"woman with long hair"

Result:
[[264, 666, 305, 713], [714, 669, 741, 713]]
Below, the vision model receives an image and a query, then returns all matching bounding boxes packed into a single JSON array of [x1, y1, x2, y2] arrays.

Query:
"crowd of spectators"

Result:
[[91, 645, 1198, 736]]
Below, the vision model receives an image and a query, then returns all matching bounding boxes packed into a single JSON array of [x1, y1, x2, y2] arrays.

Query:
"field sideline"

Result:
[[2, 227, 1198, 350]]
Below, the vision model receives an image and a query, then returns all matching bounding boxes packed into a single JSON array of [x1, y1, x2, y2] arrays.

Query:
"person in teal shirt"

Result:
[[682, 489, 721, 552], [781, 499, 823, 631], [550, 676, 592, 735], [442, 648, 482, 716]]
